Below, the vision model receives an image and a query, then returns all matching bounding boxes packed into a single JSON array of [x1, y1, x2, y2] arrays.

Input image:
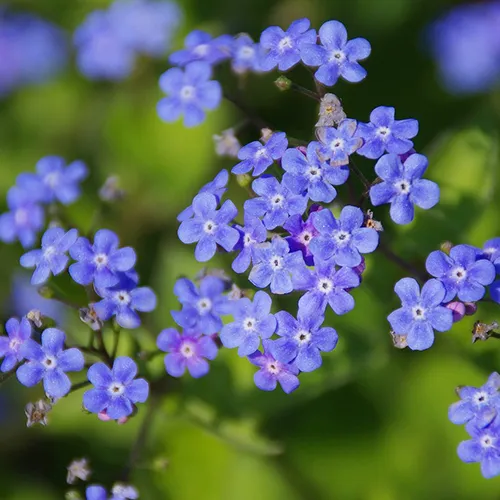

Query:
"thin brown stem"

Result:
[[378, 240, 428, 283]]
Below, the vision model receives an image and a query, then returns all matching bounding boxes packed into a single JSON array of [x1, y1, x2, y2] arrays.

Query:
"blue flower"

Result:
[[157, 328, 218, 378], [17, 156, 88, 205], [171, 276, 227, 335], [301, 20, 371, 86], [231, 34, 263, 74], [178, 192, 239, 262], [86, 485, 108, 500], [283, 212, 319, 266], [249, 237, 307, 294], [220, 291, 276, 356], [69, 229, 136, 288], [232, 132, 288, 177], [316, 119, 363, 168], [244, 176, 307, 230], [272, 307, 338, 372], [248, 340, 300, 393], [356, 106, 419, 159], [20, 228, 78, 285], [388, 278, 453, 351], [93, 274, 157, 329], [0, 187, 44, 248], [293, 259, 360, 315], [426, 244, 496, 302], [110, 484, 139, 500], [177, 169, 229, 222], [157, 62, 222, 127], [282, 144, 340, 203], [457, 420, 500, 479], [232, 214, 268, 273], [83, 357, 149, 420], [17, 328, 84, 398], [449, 372, 500, 428], [260, 18, 316, 72], [480, 238, 500, 269], [309, 206, 379, 267], [0, 317, 32, 372], [169, 30, 233, 67], [369, 153, 440, 224]]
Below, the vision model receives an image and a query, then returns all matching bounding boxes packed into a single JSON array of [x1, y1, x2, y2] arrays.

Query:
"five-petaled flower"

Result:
[[0, 317, 32, 372], [232, 214, 268, 273]]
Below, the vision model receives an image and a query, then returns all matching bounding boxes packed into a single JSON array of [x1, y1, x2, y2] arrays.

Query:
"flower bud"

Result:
[[440, 241, 454, 254], [274, 75, 292, 91], [236, 173, 252, 188], [446, 301, 466, 322]]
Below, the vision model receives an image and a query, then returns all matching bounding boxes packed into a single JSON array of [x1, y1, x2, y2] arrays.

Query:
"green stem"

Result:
[[0, 364, 20, 386], [70, 380, 91, 393]]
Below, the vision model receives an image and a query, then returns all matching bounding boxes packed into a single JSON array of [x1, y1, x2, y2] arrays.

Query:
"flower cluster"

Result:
[[74, 0, 182, 80], [388, 241, 498, 350], [0, 9, 67, 97], [0, 156, 88, 248], [449, 372, 500, 478], [427, 1, 500, 94]]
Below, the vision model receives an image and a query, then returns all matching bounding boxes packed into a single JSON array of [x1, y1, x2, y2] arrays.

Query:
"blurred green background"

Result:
[[1, 0, 500, 498]]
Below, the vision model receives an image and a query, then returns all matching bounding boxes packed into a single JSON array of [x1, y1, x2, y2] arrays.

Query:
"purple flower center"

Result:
[[44, 246, 56, 258], [9, 338, 21, 351], [307, 166, 321, 180], [244, 233, 255, 247], [238, 46, 255, 59], [330, 138, 345, 150], [193, 44, 210, 56]]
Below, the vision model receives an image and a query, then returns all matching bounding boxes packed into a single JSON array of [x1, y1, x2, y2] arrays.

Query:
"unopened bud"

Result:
[[446, 301, 466, 323], [274, 75, 292, 91], [390, 330, 408, 349], [399, 149, 416, 164], [260, 128, 273, 143], [65, 491, 83, 500], [99, 175, 126, 202], [236, 173, 252, 188], [464, 302, 478, 316], [25, 399, 52, 427], [37, 286, 55, 299], [440, 241, 454, 254], [472, 321, 499, 343], [213, 128, 241, 158], [153, 456, 170, 471], [67, 458, 91, 484]]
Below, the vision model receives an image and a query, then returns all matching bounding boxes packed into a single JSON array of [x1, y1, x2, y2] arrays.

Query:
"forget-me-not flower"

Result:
[[0, 317, 32, 372], [232, 214, 268, 273], [231, 34, 262, 74], [316, 119, 363, 168], [284, 212, 319, 266]]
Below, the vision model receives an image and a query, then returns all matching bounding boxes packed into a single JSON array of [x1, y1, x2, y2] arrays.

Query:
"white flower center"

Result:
[[94, 253, 109, 267], [193, 44, 210, 56], [411, 305, 426, 320], [330, 138, 345, 151], [307, 166, 321, 180], [180, 341, 196, 358], [299, 231, 313, 245], [43, 246, 57, 258], [42, 355, 57, 370], [278, 36, 293, 52], [395, 179, 411, 194], [243, 317, 257, 331], [115, 291, 131, 305], [329, 50, 346, 64], [14, 208, 29, 226], [9, 338, 21, 351], [377, 126, 391, 139], [108, 382, 125, 397], [480, 434, 495, 448], [267, 361, 280, 374], [318, 278, 333, 294], [196, 298, 212, 314], [180, 85, 196, 100], [451, 266, 467, 282], [334, 230, 351, 245], [295, 329, 311, 345], [474, 391, 489, 405], [255, 147, 268, 159], [203, 220, 217, 234], [238, 46, 255, 59], [270, 255, 283, 270], [244, 233, 255, 247], [271, 194, 283, 207], [44, 172, 60, 188]]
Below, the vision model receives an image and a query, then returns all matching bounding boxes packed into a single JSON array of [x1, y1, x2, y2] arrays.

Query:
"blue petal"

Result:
[[319, 20, 347, 49], [389, 195, 414, 224], [113, 356, 137, 384], [43, 369, 71, 397], [295, 345, 322, 372], [107, 396, 133, 420], [457, 440, 482, 463], [410, 179, 440, 209], [87, 362, 113, 388], [17, 362, 44, 387], [58, 348, 84, 372], [194, 236, 217, 262], [124, 378, 149, 403], [130, 287, 157, 312], [407, 321, 434, 351]]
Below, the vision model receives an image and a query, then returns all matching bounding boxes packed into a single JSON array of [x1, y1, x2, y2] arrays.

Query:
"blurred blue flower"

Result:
[[231, 34, 263, 74], [0, 317, 32, 372]]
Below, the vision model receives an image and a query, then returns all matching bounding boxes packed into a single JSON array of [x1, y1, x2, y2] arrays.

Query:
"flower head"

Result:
[[283, 213, 319, 266], [213, 130, 241, 158], [20, 227, 78, 285], [169, 30, 232, 66], [301, 20, 371, 86], [69, 229, 136, 288], [356, 106, 419, 159], [426, 244, 496, 302], [231, 34, 262, 74], [388, 278, 453, 351], [248, 340, 299, 393], [316, 119, 363, 168], [0, 317, 32, 372], [83, 357, 149, 420], [178, 192, 239, 262], [157, 62, 222, 127], [260, 18, 316, 72], [220, 291, 276, 356], [309, 206, 379, 267], [369, 153, 439, 224], [17, 328, 84, 398], [157, 328, 218, 378], [232, 214, 268, 273]]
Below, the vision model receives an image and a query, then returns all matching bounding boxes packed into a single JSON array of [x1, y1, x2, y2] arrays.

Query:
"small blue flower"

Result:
[[20, 227, 78, 285], [232, 132, 288, 177], [293, 259, 360, 315], [17, 156, 88, 205], [157, 62, 222, 127], [272, 307, 338, 372], [220, 291, 276, 356], [83, 357, 149, 420], [0, 187, 44, 248], [283, 212, 319, 266], [17, 328, 84, 398], [426, 244, 496, 302], [177, 169, 229, 222], [171, 277, 227, 335], [388, 278, 453, 351], [0, 317, 32, 372], [369, 153, 440, 224], [449, 372, 500, 428], [244, 176, 307, 230], [86, 485, 108, 500], [232, 214, 268, 274], [301, 20, 371, 86], [169, 30, 233, 67], [248, 340, 299, 393], [157, 328, 218, 378], [282, 144, 340, 203], [69, 229, 136, 288], [231, 34, 263, 74], [316, 119, 363, 168], [480, 237, 500, 270], [178, 192, 239, 262], [309, 206, 379, 267], [260, 18, 316, 72], [249, 237, 307, 294], [457, 420, 500, 479], [93, 274, 157, 329], [356, 106, 419, 159]]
